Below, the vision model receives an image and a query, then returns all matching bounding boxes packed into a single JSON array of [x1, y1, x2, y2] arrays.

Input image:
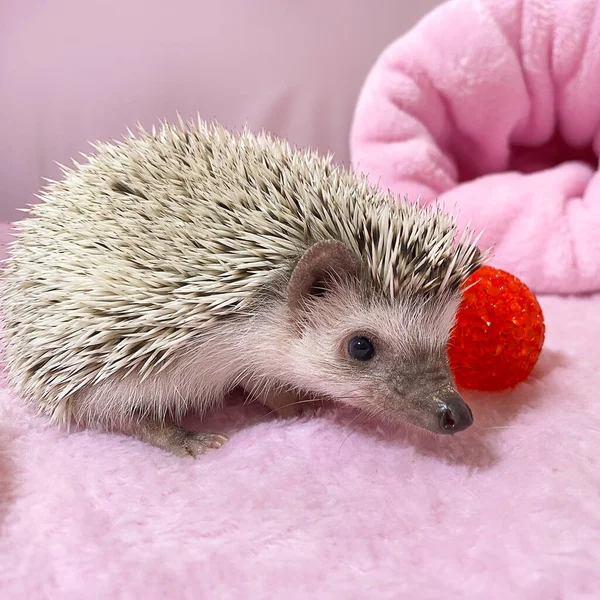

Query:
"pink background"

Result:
[[0, 0, 442, 222]]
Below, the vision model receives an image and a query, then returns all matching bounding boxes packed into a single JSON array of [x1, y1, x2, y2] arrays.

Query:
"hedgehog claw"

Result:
[[183, 431, 229, 457]]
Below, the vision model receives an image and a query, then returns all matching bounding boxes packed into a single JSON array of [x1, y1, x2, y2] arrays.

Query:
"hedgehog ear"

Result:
[[287, 241, 359, 316]]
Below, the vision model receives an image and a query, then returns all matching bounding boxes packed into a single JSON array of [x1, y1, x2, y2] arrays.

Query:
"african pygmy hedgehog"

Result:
[[1, 118, 483, 456]]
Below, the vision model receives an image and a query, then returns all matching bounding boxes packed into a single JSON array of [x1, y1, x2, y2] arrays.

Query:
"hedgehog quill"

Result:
[[1, 119, 484, 456]]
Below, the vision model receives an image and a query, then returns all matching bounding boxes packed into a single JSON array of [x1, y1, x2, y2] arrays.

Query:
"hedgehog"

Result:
[[0, 118, 484, 457]]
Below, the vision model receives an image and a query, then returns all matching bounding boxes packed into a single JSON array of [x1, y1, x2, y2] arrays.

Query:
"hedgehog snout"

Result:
[[436, 391, 473, 434]]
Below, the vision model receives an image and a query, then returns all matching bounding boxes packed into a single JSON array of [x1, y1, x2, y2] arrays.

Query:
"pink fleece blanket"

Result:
[[0, 232, 599, 598], [351, 0, 600, 295]]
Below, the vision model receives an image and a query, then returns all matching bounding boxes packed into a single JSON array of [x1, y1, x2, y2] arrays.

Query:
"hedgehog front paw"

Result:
[[133, 418, 229, 457], [175, 431, 229, 458], [260, 388, 318, 418]]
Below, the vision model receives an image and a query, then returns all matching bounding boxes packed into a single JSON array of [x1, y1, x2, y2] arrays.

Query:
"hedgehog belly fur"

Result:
[[0, 118, 482, 430]]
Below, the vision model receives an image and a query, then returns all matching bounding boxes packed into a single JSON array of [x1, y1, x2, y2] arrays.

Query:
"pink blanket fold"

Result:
[[350, 0, 600, 295]]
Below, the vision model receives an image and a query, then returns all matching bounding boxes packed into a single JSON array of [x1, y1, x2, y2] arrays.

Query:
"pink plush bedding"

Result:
[[351, 0, 600, 295], [0, 218, 599, 597]]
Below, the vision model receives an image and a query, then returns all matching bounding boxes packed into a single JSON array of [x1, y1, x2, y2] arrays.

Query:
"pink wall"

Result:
[[0, 0, 442, 221]]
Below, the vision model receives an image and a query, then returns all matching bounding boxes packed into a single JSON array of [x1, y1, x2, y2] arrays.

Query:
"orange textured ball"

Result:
[[448, 266, 545, 391]]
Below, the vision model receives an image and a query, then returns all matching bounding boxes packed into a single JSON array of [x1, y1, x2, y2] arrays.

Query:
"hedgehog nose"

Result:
[[438, 392, 473, 434]]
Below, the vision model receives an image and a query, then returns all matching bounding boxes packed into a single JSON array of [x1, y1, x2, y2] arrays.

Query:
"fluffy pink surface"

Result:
[[351, 0, 600, 295], [0, 227, 598, 598]]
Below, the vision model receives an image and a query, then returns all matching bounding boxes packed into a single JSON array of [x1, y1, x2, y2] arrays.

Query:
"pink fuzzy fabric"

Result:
[[0, 224, 599, 597], [350, 0, 600, 295]]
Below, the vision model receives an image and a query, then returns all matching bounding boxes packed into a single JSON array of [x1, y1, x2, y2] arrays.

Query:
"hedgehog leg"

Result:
[[260, 387, 315, 418], [131, 418, 229, 457]]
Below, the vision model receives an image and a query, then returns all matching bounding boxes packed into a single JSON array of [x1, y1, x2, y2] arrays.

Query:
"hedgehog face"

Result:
[[286, 241, 474, 436]]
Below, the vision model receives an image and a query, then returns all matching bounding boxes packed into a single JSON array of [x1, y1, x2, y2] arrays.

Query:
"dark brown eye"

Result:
[[348, 336, 375, 361]]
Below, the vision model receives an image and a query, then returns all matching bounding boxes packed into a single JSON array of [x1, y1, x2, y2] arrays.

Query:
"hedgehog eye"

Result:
[[348, 336, 375, 361]]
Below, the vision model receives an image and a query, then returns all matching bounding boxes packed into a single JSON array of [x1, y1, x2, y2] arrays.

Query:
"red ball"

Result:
[[448, 266, 545, 392]]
